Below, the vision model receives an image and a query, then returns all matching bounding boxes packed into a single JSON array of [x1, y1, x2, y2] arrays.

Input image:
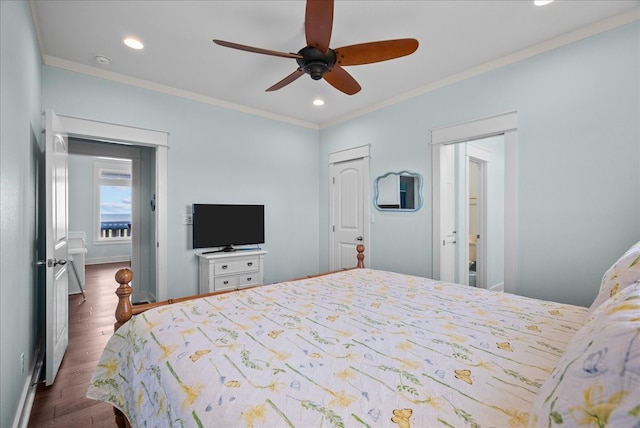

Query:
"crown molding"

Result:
[[320, 8, 639, 129], [43, 56, 320, 130]]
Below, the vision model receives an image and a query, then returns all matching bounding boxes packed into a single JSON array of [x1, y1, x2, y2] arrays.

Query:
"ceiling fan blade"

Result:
[[305, 0, 334, 53], [266, 68, 305, 92], [334, 39, 419, 66], [323, 65, 361, 95], [213, 39, 302, 59]]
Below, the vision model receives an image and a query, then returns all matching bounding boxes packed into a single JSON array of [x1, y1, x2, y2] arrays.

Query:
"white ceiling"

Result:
[[31, 0, 639, 128]]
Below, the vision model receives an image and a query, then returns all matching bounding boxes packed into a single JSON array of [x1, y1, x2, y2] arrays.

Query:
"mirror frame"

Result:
[[374, 170, 424, 212]]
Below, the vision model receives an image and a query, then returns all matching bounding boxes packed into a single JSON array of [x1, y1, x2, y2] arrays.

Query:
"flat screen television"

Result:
[[192, 204, 265, 252]]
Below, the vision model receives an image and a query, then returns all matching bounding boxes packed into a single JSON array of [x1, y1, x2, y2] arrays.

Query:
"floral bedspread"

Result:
[[87, 269, 587, 427]]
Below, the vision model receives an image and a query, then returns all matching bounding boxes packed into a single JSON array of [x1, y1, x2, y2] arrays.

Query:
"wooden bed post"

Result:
[[108, 246, 364, 428], [113, 268, 134, 428], [356, 244, 365, 268], [114, 268, 133, 331]]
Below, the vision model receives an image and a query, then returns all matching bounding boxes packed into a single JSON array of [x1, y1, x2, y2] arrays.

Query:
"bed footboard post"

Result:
[[114, 407, 130, 428], [356, 244, 365, 268], [114, 268, 134, 331]]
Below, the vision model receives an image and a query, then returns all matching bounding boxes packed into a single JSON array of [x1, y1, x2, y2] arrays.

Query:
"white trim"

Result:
[[28, 0, 46, 63], [488, 282, 505, 293], [328, 144, 371, 164], [504, 130, 518, 295], [322, 10, 639, 129], [462, 146, 490, 289], [32, 4, 636, 131], [91, 239, 131, 246], [44, 56, 319, 130], [13, 344, 44, 428], [58, 115, 168, 147], [431, 111, 517, 145], [56, 114, 169, 300], [431, 112, 518, 294], [86, 255, 131, 265]]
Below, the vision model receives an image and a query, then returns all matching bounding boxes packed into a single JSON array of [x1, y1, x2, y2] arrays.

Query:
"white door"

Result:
[[439, 144, 456, 282], [431, 112, 517, 293], [466, 145, 490, 289], [330, 158, 366, 270], [45, 111, 69, 385]]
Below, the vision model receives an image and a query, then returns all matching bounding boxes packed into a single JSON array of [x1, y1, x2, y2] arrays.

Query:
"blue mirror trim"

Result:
[[374, 170, 423, 212]]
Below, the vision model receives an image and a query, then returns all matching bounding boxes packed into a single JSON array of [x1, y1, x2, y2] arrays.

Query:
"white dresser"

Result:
[[197, 250, 267, 294]]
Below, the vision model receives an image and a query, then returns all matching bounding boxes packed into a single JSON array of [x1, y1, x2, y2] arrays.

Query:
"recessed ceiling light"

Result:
[[533, 0, 554, 6], [313, 98, 325, 106], [123, 37, 144, 50], [94, 55, 111, 65]]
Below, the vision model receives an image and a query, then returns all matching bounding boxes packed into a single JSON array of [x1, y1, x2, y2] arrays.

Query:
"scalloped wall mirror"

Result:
[[374, 171, 423, 211]]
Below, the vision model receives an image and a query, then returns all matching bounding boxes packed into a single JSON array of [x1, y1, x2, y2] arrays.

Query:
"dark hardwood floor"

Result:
[[28, 262, 129, 427]]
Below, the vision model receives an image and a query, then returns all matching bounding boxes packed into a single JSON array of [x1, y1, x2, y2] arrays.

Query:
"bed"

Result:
[[87, 244, 640, 427]]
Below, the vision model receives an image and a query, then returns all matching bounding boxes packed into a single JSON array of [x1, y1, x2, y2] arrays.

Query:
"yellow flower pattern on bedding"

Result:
[[529, 282, 640, 428], [88, 269, 589, 427]]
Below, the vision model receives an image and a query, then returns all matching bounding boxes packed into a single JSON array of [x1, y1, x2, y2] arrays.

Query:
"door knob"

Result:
[[40, 258, 68, 267], [355, 236, 364, 241]]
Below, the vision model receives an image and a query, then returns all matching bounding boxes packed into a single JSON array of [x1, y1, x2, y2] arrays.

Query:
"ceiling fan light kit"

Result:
[[213, 0, 418, 95], [297, 46, 336, 80]]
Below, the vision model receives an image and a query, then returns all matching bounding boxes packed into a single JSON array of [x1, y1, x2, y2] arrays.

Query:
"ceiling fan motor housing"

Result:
[[297, 46, 336, 80]]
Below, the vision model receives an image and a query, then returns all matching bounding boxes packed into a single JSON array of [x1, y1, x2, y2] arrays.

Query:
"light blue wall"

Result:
[[43, 67, 321, 298], [0, 1, 43, 426], [2, 7, 638, 424], [319, 21, 640, 307]]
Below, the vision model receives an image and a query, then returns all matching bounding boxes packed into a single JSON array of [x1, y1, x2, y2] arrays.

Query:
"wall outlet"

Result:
[[183, 214, 193, 225], [21, 352, 25, 374]]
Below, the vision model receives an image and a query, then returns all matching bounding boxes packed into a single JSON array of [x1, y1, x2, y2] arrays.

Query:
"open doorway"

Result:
[[68, 139, 156, 303], [431, 111, 517, 293], [57, 114, 168, 301]]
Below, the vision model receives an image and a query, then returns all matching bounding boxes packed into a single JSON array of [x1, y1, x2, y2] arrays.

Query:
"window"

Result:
[[94, 159, 132, 242]]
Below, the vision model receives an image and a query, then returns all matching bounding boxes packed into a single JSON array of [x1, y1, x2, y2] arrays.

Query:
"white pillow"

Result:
[[528, 281, 640, 427], [588, 241, 640, 314]]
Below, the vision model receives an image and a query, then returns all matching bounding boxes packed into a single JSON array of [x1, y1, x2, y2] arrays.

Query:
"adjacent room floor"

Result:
[[28, 262, 129, 427]]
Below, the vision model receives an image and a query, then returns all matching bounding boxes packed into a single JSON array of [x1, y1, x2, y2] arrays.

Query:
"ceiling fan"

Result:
[[213, 0, 418, 95]]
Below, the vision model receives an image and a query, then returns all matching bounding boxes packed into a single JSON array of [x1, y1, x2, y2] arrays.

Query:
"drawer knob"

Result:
[[221, 265, 228, 270], [247, 277, 252, 281], [247, 262, 253, 267], [223, 280, 229, 285]]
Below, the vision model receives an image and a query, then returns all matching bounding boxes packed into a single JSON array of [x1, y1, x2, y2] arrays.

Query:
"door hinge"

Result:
[[332, 177, 335, 184], [332, 225, 335, 232]]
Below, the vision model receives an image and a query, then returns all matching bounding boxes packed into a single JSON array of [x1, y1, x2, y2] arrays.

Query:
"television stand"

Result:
[[197, 249, 268, 294]]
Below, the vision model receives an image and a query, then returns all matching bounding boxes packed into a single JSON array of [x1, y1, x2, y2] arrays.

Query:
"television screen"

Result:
[[192, 204, 265, 251]]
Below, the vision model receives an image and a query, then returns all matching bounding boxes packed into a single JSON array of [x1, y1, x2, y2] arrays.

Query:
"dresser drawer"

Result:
[[214, 275, 237, 291], [238, 273, 260, 288], [198, 250, 267, 294], [214, 257, 260, 275]]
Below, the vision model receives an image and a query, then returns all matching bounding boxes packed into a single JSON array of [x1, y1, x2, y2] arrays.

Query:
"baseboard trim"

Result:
[[86, 256, 131, 265], [13, 344, 44, 428], [489, 282, 505, 293]]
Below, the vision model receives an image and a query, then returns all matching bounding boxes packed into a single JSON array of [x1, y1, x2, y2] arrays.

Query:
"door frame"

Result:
[[328, 145, 370, 270], [56, 114, 169, 300], [69, 141, 145, 300], [431, 111, 517, 294], [462, 146, 489, 288]]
